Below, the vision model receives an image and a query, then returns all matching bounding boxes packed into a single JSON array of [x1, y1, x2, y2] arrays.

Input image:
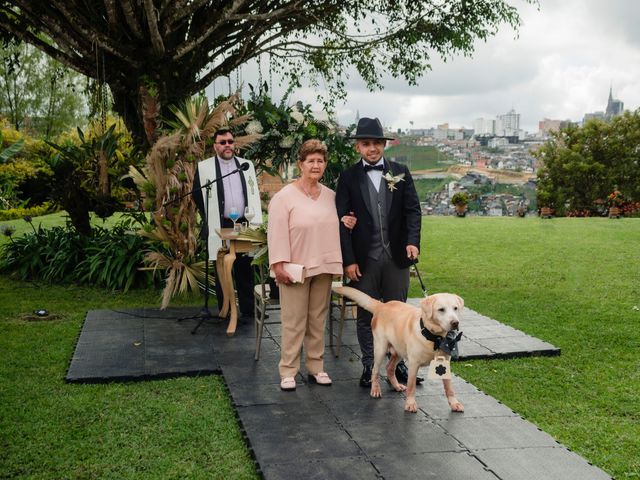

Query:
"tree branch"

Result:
[[143, 0, 165, 56], [119, 0, 144, 40], [104, 0, 118, 31], [42, 0, 140, 65], [0, 16, 93, 77], [162, 0, 213, 35]]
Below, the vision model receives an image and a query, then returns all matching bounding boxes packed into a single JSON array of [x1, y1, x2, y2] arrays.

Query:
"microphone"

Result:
[[240, 162, 250, 171]]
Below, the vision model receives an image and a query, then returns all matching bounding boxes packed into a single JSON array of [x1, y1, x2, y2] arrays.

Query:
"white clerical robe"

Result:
[[197, 155, 263, 252]]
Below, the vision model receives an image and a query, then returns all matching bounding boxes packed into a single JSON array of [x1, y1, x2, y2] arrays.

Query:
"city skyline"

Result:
[[206, 0, 640, 134], [337, 0, 640, 133]]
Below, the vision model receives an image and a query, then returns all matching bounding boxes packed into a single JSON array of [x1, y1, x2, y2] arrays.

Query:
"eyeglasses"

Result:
[[216, 139, 234, 145]]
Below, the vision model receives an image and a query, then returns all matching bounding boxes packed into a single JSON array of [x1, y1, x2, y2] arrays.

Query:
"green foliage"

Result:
[[0, 202, 53, 221], [0, 137, 23, 163], [45, 122, 139, 234], [0, 40, 87, 137], [75, 221, 152, 291], [0, 218, 152, 291], [451, 191, 469, 206], [240, 84, 357, 190], [2, 2, 532, 148], [0, 123, 53, 208], [0, 224, 87, 281], [534, 111, 640, 215]]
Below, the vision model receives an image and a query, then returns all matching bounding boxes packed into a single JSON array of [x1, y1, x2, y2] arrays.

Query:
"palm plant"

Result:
[[131, 93, 261, 308], [46, 123, 126, 234]]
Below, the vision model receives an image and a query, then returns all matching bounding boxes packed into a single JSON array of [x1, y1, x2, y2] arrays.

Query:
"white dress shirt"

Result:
[[362, 158, 385, 192]]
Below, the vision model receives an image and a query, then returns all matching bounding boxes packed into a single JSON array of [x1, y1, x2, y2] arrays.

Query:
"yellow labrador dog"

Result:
[[333, 286, 464, 413]]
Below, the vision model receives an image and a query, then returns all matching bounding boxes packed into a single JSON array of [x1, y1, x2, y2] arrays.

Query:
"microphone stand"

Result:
[[164, 163, 249, 334]]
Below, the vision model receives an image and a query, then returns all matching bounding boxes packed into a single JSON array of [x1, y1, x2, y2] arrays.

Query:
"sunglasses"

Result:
[[216, 139, 235, 145]]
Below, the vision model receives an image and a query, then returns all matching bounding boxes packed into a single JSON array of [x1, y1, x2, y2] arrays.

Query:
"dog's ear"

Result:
[[455, 295, 464, 312], [420, 295, 435, 320]]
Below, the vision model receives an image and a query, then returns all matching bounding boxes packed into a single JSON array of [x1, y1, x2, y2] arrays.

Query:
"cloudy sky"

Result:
[[207, 0, 640, 134]]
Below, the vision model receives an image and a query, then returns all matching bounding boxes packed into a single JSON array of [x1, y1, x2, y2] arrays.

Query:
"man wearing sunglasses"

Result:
[[193, 129, 263, 322]]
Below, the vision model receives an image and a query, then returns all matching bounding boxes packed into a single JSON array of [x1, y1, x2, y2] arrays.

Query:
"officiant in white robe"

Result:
[[192, 129, 263, 320]]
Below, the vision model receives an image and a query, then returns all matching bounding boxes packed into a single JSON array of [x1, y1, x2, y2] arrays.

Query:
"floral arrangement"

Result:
[[240, 83, 357, 190], [383, 172, 405, 192]]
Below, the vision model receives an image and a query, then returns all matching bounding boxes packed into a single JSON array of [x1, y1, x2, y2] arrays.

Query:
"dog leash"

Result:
[[412, 259, 428, 297]]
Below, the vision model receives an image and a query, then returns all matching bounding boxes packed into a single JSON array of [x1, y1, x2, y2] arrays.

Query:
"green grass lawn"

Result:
[[0, 281, 257, 479], [0, 211, 128, 245], [385, 144, 454, 170], [1, 215, 639, 478], [416, 216, 639, 479]]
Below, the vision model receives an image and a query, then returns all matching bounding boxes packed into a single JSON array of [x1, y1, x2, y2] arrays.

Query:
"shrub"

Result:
[[451, 192, 469, 206], [0, 218, 153, 291], [0, 202, 54, 221]]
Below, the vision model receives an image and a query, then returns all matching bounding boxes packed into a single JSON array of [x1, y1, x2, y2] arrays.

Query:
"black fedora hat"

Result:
[[348, 117, 395, 140]]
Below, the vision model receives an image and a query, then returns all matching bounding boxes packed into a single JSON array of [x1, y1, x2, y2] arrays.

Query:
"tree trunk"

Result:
[[97, 150, 110, 198], [110, 83, 147, 150], [139, 84, 160, 147], [109, 76, 187, 151], [64, 188, 93, 236]]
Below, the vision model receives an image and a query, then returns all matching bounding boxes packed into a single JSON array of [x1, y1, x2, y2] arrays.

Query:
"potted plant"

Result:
[[537, 190, 554, 218], [607, 190, 624, 218], [451, 192, 469, 217]]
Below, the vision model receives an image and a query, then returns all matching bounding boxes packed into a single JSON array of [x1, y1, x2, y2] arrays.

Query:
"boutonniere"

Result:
[[383, 172, 405, 191]]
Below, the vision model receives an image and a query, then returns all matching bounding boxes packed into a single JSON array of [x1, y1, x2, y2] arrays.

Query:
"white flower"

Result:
[[383, 172, 405, 192], [245, 120, 263, 135], [279, 135, 295, 149], [290, 111, 305, 124]]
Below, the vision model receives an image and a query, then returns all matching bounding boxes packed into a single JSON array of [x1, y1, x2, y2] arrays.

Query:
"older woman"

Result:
[[268, 139, 352, 391]]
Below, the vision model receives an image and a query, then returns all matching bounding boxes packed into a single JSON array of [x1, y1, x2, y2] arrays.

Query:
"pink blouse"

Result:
[[267, 183, 342, 278]]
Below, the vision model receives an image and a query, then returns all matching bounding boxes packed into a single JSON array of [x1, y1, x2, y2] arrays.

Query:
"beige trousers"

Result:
[[278, 273, 332, 378]]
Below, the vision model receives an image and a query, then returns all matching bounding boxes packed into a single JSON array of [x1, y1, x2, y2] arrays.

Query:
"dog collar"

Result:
[[420, 319, 463, 356], [420, 318, 443, 346]]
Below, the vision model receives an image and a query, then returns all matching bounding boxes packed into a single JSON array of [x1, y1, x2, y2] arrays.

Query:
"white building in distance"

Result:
[[496, 109, 520, 136], [473, 118, 496, 135]]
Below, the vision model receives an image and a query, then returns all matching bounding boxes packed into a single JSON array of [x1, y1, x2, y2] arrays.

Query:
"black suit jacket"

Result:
[[335, 159, 421, 271]]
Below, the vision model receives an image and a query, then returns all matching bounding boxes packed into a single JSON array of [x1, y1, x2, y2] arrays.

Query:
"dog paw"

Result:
[[370, 385, 382, 398], [392, 382, 407, 392], [447, 396, 464, 412], [404, 400, 418, 413]]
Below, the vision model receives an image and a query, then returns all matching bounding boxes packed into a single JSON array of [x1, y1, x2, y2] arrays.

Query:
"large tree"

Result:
[[534, 111, 640, 216], [0, 1, 532, 147]]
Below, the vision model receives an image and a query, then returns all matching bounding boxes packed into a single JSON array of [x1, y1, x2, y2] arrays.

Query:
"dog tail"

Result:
[[332, 286, 381, 314]]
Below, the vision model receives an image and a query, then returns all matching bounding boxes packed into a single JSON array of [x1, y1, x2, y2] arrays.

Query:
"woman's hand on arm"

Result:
[[341, 211, 357, 230]]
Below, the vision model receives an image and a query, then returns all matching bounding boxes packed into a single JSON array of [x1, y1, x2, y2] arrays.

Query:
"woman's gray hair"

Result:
[[297, 139, 327, 163]]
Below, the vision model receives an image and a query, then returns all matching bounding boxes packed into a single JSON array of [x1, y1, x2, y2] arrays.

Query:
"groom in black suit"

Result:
[[336, 117, 422, 387]]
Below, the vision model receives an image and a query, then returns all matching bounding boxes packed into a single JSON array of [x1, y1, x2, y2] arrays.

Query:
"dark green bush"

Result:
[[76, 221, 151, 291], [0, 218, 153, 291]]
